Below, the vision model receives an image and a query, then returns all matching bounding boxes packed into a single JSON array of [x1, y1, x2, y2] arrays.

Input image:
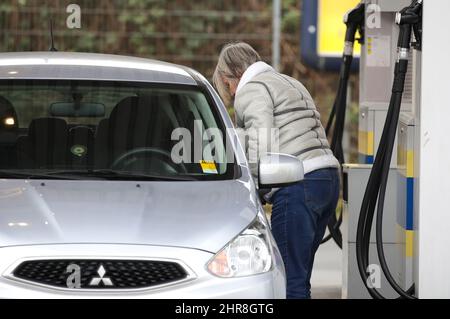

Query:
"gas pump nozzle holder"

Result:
[[343, 3, 365, 56], [396, 0, 423, 50]]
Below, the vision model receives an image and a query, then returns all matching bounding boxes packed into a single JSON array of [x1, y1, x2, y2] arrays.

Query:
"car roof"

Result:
[[0, 52, 199, 85]]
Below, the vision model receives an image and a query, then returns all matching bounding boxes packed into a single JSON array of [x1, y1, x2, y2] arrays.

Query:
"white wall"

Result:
[[416, 0, 450, 299]]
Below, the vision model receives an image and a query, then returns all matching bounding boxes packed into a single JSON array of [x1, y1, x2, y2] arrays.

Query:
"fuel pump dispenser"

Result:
[[356, 0, 422, 299], [344, 0, 450, 299], [342, 0, 414, 299]]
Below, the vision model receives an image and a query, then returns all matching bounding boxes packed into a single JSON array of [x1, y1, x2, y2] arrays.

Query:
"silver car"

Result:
[[0, 52, 302, 298]]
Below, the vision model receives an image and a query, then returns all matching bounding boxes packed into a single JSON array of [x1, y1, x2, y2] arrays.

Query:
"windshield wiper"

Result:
[[0, 169, 197, 181], [0, 170, 83, 180], [40, 169, 197, 181]]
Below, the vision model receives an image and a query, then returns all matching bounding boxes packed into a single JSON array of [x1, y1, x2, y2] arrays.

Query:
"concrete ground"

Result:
[[310, 239, 343, 299]]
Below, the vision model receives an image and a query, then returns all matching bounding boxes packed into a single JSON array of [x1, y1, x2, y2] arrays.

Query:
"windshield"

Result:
[[0, 80, 236, 181]]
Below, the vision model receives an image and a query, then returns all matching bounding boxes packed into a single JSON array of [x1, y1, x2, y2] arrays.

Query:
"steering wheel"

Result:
[[111, 147, 188, 174]]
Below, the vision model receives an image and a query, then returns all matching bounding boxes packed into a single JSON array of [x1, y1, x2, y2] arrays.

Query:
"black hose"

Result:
[[321, 212, 342, 244], [374, 54, 417, 300], [325, 99, 336, 136], [375, 92, 415, 298], [356, 90, 391, 299], [322, 57, 351, 248], [322, 2, 365, 248], [321, 59, 348, 249], [330, 55, 352, 164], [356, 53, 411, 301], [323, 64, 346, 248]]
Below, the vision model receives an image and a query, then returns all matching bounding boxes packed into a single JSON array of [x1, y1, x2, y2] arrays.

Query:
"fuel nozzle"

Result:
[[343, 2, 365, 56], [344, 2, 365, 43], [395, 0, 423, 50]]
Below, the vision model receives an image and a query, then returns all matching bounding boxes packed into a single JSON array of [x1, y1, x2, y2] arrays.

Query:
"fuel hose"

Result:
[[322, 2, 365, 248]]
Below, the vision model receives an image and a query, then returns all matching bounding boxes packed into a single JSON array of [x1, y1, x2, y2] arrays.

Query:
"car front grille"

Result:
[[12, 259, 189, 290]]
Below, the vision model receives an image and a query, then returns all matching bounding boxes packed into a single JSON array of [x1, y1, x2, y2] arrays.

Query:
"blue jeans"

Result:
[[270, 167, 340, 299]]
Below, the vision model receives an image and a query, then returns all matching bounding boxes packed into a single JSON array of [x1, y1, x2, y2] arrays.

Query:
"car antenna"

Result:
[[49, 19, 58, 52]]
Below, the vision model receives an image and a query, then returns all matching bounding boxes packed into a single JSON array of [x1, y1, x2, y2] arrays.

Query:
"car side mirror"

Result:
[[258, 153, 304, 189]]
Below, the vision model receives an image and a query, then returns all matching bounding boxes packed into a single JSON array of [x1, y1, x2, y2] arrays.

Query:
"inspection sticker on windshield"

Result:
[[200, 160, 218, 174]]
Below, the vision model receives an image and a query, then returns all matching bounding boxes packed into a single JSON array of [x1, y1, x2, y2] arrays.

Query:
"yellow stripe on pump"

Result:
[[358, 130, 374, 156], [367, 131, 374, 156], [407, 150, 414, 178], [406, 230, 414, 257]]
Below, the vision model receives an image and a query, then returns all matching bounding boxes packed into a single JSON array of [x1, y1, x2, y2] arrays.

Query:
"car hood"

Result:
[[0, 178, 258, 253]]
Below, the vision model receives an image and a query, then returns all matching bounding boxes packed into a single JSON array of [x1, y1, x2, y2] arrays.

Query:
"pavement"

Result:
[[310, 239, 343, 299]]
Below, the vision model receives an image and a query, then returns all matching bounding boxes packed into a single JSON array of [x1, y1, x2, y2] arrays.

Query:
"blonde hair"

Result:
[[213, 42, 261, 105]]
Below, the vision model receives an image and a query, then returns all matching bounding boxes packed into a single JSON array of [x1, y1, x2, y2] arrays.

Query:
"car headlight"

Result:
[[207, 212, 273, 278]]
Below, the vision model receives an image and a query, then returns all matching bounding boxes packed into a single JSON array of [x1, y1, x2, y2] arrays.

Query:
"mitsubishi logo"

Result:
[[89, 265, 113, 287]]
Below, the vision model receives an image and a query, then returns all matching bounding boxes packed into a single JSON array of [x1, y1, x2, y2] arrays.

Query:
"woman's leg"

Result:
[[305, 168, 341, 294], [271, 168, 340, 299], [271, 182, 315, 299]]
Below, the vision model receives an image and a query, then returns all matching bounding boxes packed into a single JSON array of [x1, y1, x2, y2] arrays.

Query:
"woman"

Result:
[[213, 42, 340, 299]]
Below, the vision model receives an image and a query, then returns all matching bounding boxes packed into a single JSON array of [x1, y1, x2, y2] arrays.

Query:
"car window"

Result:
[[0, 80, 236, 181]]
